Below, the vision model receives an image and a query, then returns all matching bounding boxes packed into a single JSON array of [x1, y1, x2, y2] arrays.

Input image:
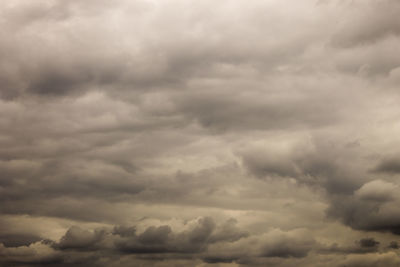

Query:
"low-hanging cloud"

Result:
[[2, 0, 400, 266]]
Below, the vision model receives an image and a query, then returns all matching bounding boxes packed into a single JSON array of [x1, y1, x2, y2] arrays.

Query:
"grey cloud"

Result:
[[0, 242, 63, 266], [331, 0, 400, 48], [325, 179, 400, 235], [260, 241, 312, 258], [326, 194, 400, 235], [0, 217, 250, 265], [240, 138, 363, 194], [112, 226, 137, 238], [259, 230, 315, 259], [241, 149, 298, 178], [115, 217, 240, 254], [359, 238, 380, 248], [319, 240, 380, 255], [388, 241, 399, 249], [208, 218, 249, 244], [0, 218, 317, 266], [57, 226, 107, 250], [203, 228, 316, 265], [173, 82, 350, 133], [337, 252, 400, 267], [2, 0, 400, 266], [0, 233, 42, 248], [373, 157, 400, 174], [355, 180, 397, 202], [55, 217, 248, 255], [26, 67, 95, 96], [0, 0, 319, 100], [115, 225, 175, 254]]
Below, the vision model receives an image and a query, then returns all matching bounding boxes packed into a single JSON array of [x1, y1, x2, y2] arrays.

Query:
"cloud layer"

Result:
[[1, 0, 400, 266]]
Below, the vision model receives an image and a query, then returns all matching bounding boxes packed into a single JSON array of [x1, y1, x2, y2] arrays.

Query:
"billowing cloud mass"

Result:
[[1, 0, 400, 266]]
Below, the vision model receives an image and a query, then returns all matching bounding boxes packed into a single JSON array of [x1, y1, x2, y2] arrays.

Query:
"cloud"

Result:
[[1, 0, 400, 266], [319, 237, 381, 255], [0, 233, 42, 248], [0, 219, 319, 266], [53, 217, 249, 255], [337, 251, 400, 267], [0, 242, 62, 266], [359, 238, 380, 248], [327, 182, 400, 234], [239, 137, 363, 194], [355, 180, 398, 202], [259, 229, 315, 258], [388, 241, 399, 249], [57, 226, 107, 250], [374, 157, 400, 174], [331, 0, 400, 48]]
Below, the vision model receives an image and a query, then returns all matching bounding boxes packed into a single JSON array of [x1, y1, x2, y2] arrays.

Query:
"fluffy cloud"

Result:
[[327, 179, 400, 235]]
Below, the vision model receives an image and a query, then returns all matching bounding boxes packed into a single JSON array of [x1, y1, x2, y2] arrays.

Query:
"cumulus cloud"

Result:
[[0, 242, 62, 266], [2, 218, 306, 266], [327, 180, 400, 234], [355, 180, 398, 202]]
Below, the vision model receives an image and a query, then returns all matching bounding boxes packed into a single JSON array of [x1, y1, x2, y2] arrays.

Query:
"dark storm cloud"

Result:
[[240, 137, 363, 194], [57, 217, 248, 255], [114, 218, 215, 254], [319, 238, 380, 255], [241, 140, 400, 236], [0, 218, 320, 266], [259, 238, 313, 258], [2, 0, 400, 266], [57, 226, 107, 250], [207, 218, 249, 244], [0, 242, 63, 266], [0, 160, 145, 203], [388, 241, 399, 249], [203, 228, 316, 265], [327, 195, 400, 235], [325, 180, 400, 235], [373, 157, 400, 174], [0, 233, 42, 248], [0, 218, 247, 266], [359, 238, 380, 248]]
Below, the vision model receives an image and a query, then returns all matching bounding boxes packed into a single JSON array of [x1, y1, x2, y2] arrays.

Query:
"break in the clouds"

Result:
[[1, 0, 400, 266]]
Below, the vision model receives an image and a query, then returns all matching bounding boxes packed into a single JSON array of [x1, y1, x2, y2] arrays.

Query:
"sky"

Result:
[[1, 0, 400, 266]]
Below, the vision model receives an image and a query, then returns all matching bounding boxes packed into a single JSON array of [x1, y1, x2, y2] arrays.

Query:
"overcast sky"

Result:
[[1, 0, 400, 266]]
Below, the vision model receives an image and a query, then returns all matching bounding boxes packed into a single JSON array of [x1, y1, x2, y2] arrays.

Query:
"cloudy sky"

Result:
[[1, 0, 400, 266]]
